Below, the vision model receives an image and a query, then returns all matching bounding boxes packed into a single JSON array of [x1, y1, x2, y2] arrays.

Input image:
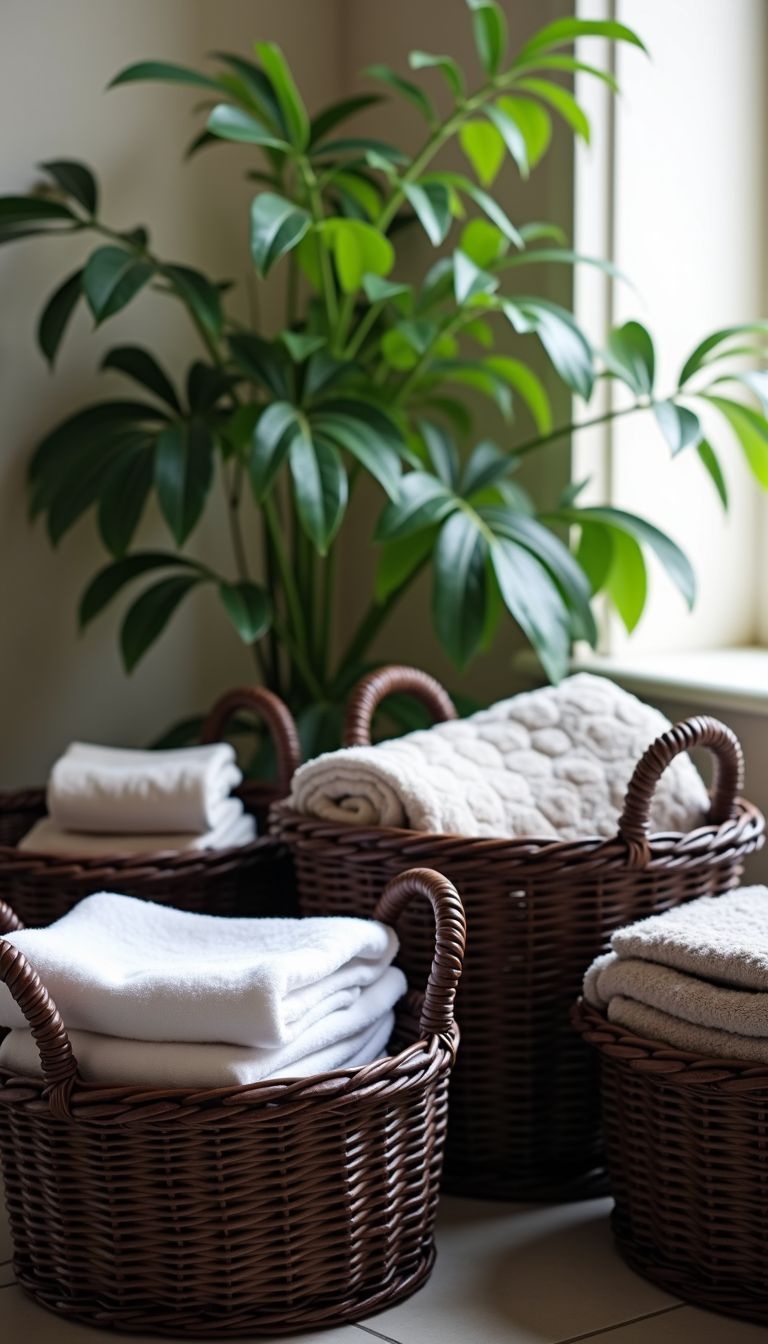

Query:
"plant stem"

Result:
[[298, 160, 339, 331], [263, 495, 323, 701], [332, 559, 428, 694], [513, 400, 649, 458]]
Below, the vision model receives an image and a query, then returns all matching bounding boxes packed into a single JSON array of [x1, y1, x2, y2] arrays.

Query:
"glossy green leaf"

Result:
[[319, 218, 394, 293], [376, 471, 455, 540], [331, 170, 381, 221], [518, 220, 567, 245], [403, 181, 452, 246], [696, 440, 729, 509], [496, 97, 552, 170], [362, 274, 412, 304], [558, 505, 695, 609], [653, 400, 701, 456], [485, 356, 552, 433], [255, 42, 310, 149], [419, 421, 460, 487], [289, 430, 348, 554], [37, 267, 82, 366], [109, 60, 225, 92], [185, 362, 234, 413], [460, 219, 508, 268], [605, 527, 647, 632], [485, 104, 529, 177], [29, 401, 167, 517], [250, 401, 299, 498], [206, 104, 290, 150], [228, 334, 291, 399], [462, 441, 515, 495], [279, 331, 326, 363], [82, 246, 153, 323], [432, 359, 513, 420], [162, 264, 223, 341], [517, 54, 620, 93], [218, 581, 272, 643], [250, 194, 311, 277], [375, 528, 436, 601], [98, 446, 154, 556], [433, 509, 488, 665], [312, 137, 407, 163], [408, 50, 465, 98], [121, 574, 203, 672], [365, 64, 435, 122], [706, 396, 768, 489], [39, 160, 98, 215], [605, 320, 655, 395], [678, 322, 768, 386], [459, 120, 505, 187], [0, 196, 77, 228], [490, 537, 570, 682], [453, 250, 499, 304], [480, 505, 596, 644], [516, 79, 590, 143], [576, 521, 613, 594], [101, 345, 180, 411], [516, 17, 647, 61], [154, 420, 214, 544], [79, 551, 205, 627], [312, 405, 402, 499], [466, 0, 507, 75], [428, 172, 523, 248], [310, 94, 383, 145], [504, 298, 594, 401]]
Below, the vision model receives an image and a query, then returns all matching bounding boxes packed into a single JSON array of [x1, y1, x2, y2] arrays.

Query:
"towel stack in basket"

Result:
[[584, 886, 768, 1061], [19, 740, 257, 854], [0, 893, 406, 1086]]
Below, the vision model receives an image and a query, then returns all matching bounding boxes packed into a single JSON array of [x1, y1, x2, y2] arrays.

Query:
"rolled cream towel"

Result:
[[290, 673, 709, 841], [0, 968, 405, 1088], [0, 891, 401, 1049], [47, 740, 242, 834], [18, 803, 256, 856]]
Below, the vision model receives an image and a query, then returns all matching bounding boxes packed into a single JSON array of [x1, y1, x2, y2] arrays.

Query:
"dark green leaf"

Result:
[[365, 64, 435, 122], [121, 575, 203, 672], [212, 51, 286, 127], [109, 60, 225, 92], [516, 18, 647, 61], [83, 246, 153, 323], [0, 195, 77, 226], [310, 94, 383, 146], [289, 431, 348, 554], [495, 96, 552, 169], [79, 551, 204, 627], [37, 267, 82, 366], [162, 264, 223, 339], [44, 429, 149, 545], [402, 181, 452, 246], [228, 333, 291, 399], [431, 359, 513, 420], [485, 356, 552, 433], [185, 361, 235, 412], [154, 420, 214, 544], [311, 137, 408, 163], [605, 320, 655, 395], [250, 192, 311, 276], [419, 421, 460, 487], [697, 440, 728, 509], [311, 404, 402, 499], [433, 509, 488, 665], [97, 446, 154, 556], [558, 505, 695, 608], [517, 54, 620, 92], [466, 0, 507, 75], [678, 322, 768, 385], [490, 537, 571, 682], [485, 104, 529, 176], [427, 171, 523, 248], [101, 345, 180, 410], [30, 401, 168, 514], [504, 298, 594, 400], [206, 104, 290, 150], [255, 41, 310, 149], [453, 249, 499, 304], [653, 400, 701, 456], [218, 581, 272, 643], [376, 471, 455, 541], [39, 160, 97, 214], [408, 50, 465, 98], [249, 400, 298, 499], [481, 506, 597, 645], [461, 441, 515, 495], [376, 528, 436, 601], [279, 330, 326, 362]]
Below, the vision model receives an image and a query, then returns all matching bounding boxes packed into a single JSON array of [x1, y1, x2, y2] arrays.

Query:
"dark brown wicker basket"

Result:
[[574, 999, 768, 1327], [0, 686, 301, 926], [272, 665, 765, 1201], [0, 867, 465, 1337]]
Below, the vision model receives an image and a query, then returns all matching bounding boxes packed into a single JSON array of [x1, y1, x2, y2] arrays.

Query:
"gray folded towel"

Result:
[[583, 886, 768, 1063]]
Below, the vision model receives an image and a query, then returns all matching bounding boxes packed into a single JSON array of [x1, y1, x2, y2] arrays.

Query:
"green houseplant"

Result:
[[5, 0, 768, 752]]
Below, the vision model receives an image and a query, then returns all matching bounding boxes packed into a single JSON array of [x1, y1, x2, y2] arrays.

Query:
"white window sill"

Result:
[[572, 647, 768, 717]]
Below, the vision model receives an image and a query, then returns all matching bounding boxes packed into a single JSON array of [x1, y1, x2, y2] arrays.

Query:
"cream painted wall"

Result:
[[0, 0, 341, 783]]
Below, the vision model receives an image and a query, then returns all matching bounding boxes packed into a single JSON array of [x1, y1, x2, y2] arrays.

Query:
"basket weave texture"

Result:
[[272, 665, 765, 1201], [574, 999, 768, 1326], [0, 867, 465, 1337], [0, 686, 301, 926]]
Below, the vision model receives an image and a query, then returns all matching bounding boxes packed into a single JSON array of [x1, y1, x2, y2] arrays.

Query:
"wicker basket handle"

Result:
[[0, 903, 76, 1118], [200, 686, 301, 796], [374, 867, 466, 1039], [344, 665, 457, 746], [618, 715, 743, 867]]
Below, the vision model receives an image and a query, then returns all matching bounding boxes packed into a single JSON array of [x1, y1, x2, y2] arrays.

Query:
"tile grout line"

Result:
[[554, 1303, 685, 1344]]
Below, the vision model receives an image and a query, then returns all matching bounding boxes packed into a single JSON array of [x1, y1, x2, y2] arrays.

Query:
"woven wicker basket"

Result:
[[574, 999, 768, 1327], [272, 665, 765, 1201], [0, 686, 301, 926], [0, 868, 465, 1337]]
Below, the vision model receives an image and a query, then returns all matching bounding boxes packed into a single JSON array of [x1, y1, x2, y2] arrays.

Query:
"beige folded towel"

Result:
[[605, 997, 768, 1064], [611, 886, 768, 990], [584, 950, 768, 1039]]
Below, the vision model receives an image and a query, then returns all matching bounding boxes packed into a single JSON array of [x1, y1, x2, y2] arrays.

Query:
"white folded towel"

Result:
[[0, 968, 404, 1087], [0, 892, 401, 1049], [18, 805, 256, 856], [290, 673, 709, 841], [47, 741, 242, 834]]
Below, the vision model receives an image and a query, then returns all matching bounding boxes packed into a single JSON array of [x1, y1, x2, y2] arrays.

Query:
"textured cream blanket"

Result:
[[291, 673, 709, 841]]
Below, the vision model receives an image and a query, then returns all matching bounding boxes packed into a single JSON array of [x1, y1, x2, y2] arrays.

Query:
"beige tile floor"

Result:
[[0, 1185, 762, 1343]]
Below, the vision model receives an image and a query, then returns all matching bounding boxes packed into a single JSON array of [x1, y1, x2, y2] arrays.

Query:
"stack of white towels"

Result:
[[584, 886, 768, 1063], [0, 893, 406, 1087], [19, 741, 257, 856]]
